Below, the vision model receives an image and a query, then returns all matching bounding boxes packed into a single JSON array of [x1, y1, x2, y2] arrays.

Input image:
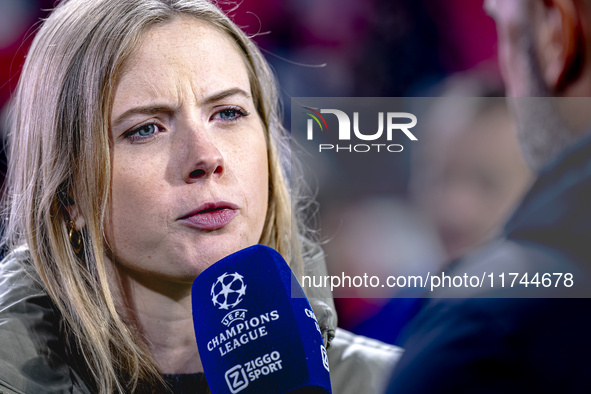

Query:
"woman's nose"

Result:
[[183, 128, 225, 183]]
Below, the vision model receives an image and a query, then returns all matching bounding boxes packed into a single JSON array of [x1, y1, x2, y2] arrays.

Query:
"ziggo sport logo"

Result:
[[304, 107, 417, 153]]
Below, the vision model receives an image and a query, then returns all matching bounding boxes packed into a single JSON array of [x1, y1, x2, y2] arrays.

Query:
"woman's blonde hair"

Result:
[[2, 0, 308, 392]]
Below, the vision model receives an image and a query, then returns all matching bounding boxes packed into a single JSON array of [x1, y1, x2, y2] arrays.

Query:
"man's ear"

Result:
[[536, 0, 584, 92], [64, 203, 86, 231]]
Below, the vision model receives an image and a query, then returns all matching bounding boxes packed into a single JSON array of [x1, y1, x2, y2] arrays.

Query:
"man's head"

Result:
[[485, 0, 591, 171]]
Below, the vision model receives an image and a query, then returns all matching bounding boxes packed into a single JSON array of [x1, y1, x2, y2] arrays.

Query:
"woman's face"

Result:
[[106, 17, 269, 286]]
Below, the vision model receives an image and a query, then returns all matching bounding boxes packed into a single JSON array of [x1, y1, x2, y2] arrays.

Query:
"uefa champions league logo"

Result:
[[211, 272, 247, 310]]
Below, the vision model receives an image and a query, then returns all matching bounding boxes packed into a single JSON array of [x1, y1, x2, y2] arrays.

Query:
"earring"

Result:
[[68, 220, 82, 254]]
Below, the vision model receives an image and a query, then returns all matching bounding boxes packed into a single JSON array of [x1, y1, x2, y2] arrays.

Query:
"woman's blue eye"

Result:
[[220, 109, 238, 119], [125, 123, 161, 143], [134, 124, 158, 136], [214, 107, 249, 122]]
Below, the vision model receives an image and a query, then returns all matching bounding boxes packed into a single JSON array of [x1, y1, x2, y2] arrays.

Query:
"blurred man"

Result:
[[413, 95, 532, 261], [386, 0, 591, 392]]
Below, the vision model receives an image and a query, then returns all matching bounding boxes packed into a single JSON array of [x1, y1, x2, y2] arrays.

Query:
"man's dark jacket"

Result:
[[386, 133, 591, 393]]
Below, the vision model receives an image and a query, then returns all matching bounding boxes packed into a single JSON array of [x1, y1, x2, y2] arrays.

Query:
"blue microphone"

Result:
[[191, 245, 332, 394]]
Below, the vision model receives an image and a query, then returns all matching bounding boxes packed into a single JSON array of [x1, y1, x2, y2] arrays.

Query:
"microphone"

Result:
[[191, 244, 332, 394]]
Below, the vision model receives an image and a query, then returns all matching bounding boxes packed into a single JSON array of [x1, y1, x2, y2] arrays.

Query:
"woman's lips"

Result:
[[179, 202, 238, 231]]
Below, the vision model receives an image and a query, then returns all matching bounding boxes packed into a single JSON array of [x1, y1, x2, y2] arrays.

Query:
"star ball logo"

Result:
[[211, 272, 247, 310], [303, 106, 418, 153]]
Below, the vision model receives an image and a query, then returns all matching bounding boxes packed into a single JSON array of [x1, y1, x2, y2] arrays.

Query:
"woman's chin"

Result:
[[182, 241, 254, 277]]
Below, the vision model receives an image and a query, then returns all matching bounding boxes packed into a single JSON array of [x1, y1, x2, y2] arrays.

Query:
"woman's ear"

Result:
[[536, 0, 584, 92], [64, 203, 86, 231]]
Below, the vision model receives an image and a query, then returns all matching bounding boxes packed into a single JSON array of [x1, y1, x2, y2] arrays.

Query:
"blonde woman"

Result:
[[0, 1, 401, 393]]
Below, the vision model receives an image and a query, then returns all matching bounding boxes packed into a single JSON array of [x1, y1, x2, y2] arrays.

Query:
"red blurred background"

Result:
[[1, 0, 498, 112]]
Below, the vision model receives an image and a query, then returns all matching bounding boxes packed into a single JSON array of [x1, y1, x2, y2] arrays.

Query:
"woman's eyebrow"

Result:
[[112, 104, 176, 127], [201, 88, 252, 105]]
